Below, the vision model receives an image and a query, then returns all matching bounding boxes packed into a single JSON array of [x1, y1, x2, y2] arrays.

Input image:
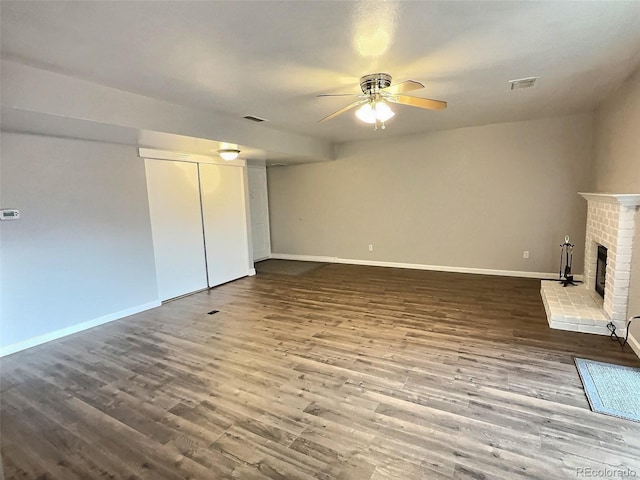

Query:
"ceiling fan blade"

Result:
[[381, 80, 424, 95], [318, 100, 367, 123], [317, 93, 362, 97], [386, 94, 447, 110]]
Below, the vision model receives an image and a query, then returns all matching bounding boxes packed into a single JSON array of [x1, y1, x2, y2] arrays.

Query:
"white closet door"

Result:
[[145, 159, 208, 301], [199, 163, 250, 287], [247, 166, 272, 261]]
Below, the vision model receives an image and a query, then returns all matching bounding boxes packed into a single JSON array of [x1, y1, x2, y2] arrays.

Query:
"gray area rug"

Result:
[[255, 259, 328, 276], [574, 357, 640, 422]]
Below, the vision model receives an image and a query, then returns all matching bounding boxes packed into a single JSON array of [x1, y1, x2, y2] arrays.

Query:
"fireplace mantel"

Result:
[[579, 192, 640, 206]]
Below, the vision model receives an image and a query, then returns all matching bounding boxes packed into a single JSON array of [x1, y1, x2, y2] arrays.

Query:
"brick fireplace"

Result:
[[581, 193, 639, 324], [541, 193, 640, 336]]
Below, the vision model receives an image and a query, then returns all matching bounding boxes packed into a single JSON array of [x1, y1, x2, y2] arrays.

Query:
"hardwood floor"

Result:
[[1, 264, 639, 479]]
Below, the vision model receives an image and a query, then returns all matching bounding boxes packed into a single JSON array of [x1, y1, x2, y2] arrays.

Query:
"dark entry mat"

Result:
[[255, 259, 328, 276]]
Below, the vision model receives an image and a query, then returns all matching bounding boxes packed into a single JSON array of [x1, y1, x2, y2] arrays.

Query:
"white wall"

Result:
[[248, 165, 272, 261], [268, 113, 594, 275], [1, 60, 334, 163], [0, 132, 159, 354]]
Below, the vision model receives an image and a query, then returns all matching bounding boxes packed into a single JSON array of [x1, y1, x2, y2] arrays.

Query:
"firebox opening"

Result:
[[595, 245, 607, 298]]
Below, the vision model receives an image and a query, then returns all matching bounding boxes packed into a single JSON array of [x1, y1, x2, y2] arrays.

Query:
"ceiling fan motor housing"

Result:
[[360, 73, 392, 94]]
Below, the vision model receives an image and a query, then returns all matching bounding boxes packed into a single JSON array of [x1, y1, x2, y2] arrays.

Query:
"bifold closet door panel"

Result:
[[145, 159, 208, 301], [199, 163, 250, 287]]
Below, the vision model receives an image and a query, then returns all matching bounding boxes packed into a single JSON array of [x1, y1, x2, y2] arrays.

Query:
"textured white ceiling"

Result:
[[2, 1, 640, 143]]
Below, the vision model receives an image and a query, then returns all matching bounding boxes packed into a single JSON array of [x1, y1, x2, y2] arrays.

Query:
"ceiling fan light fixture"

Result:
[[374, 101, 394, 122], [355, 100, 395, 124], [218, 149, 240, 161], [355, 103, 376, 124]]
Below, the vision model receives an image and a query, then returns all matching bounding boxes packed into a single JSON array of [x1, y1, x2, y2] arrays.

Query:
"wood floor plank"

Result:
[[2, 264, 640, 479]]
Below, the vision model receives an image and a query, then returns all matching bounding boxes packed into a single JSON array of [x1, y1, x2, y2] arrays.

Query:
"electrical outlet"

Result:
[[523, 250, 530, 259], [368, 244, 374, 252]]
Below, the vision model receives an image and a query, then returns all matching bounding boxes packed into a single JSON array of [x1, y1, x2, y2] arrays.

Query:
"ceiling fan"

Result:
[[318, 73, 447, 129]]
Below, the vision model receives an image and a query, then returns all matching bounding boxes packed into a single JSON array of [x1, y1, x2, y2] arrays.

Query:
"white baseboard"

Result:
[[0, 300, 161, 357], [270, 253, 557, 279], [248, 268, 257, 276]]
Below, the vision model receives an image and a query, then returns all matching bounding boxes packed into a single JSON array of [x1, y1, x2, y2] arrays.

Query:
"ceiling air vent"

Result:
[[243, 115, 268, 123], [509, 77, 538, 90]]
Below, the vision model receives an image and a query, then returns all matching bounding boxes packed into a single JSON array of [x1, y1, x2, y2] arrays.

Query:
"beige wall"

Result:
[[0, 132, 158, 350], [592, 67, 640, 325], [268, 112, 594, 275], [592, 67, 640, 193]]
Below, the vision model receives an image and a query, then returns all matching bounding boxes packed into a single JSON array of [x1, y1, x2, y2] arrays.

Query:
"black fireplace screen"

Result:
[[595, 245, 607, 298]]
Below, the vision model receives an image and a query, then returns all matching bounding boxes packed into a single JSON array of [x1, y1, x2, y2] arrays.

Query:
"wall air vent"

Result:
[[243, 115, 268, 123], [509, 77, 538, 90]]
